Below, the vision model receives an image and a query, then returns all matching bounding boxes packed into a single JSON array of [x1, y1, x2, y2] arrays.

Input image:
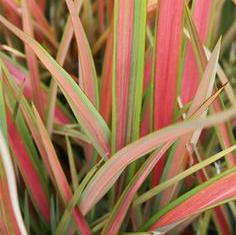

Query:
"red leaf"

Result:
[[33, 107, 92, 235], [150, 170, 236, 231], [181, 0, 212, 104], [112, 0, 135, 151], [154, 0, 183, 129], [22, 0, 45, 119], [7, 114, 50, 223], [2, 58, 70, 124], [99, 28, 113, 124], [152, 0, 184, 185]]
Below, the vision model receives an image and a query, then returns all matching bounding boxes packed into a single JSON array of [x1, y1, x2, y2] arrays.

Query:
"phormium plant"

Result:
[[0, 0, 236, 234]]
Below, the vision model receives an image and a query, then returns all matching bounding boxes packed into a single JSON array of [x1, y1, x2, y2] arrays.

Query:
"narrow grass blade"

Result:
[[141, 50, 153, 137], [112, 0, 146, 160], [98, 0, 105, 32], [112, 0, 134, 151], [0, 15, 111, 157], [46, 0, 83, 133], [153, 0, 183, 129], [0, 78, 7, 139], [2, 63, 91, 233], [79, 107, 236, 215], [7, 114, 50, 223], [22, 0, 45, 119], [0, 163, 22, 235], [54, 161, 101, 235], [189, 83, 227, 119], [99, 28, 113, 123], [183, 2, 236, 167], [212, 207, 232, 235], [27, 0, 52, 34], [160, 16, 223, 206], [187, 39, 221, 118], [135, 145, 236, 206], [53, 125, 90, 144], [101, 143, 171, 235], [1, 54, 71, 124], [64, 0, 99, 163], [181, 0, 212, 103], [101, 59, 226, 234], [126, 0, 146, 143], [65, 0, 99, 106], [33, 106, 92, 235], [0, 130, 28, 235], [152, 0, 184, 185], [2, 65, 44, 231], [143, 168, 236, 232], [0, 69, 22, 235], [65, 136, 79, 192]]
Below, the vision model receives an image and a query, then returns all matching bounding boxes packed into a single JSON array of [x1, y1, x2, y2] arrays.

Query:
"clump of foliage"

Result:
[[0, 0, 236, 234]]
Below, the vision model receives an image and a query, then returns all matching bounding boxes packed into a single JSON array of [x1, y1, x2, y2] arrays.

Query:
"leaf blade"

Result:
[[0, 15, 111, 157], [79, 107, 236, 215]]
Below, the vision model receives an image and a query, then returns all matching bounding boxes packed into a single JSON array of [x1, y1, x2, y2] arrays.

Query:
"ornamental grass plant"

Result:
[[0, 0, 236, 234]]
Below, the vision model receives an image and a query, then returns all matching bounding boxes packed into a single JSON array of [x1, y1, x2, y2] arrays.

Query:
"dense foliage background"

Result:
[[0, 0, 236, 234]]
